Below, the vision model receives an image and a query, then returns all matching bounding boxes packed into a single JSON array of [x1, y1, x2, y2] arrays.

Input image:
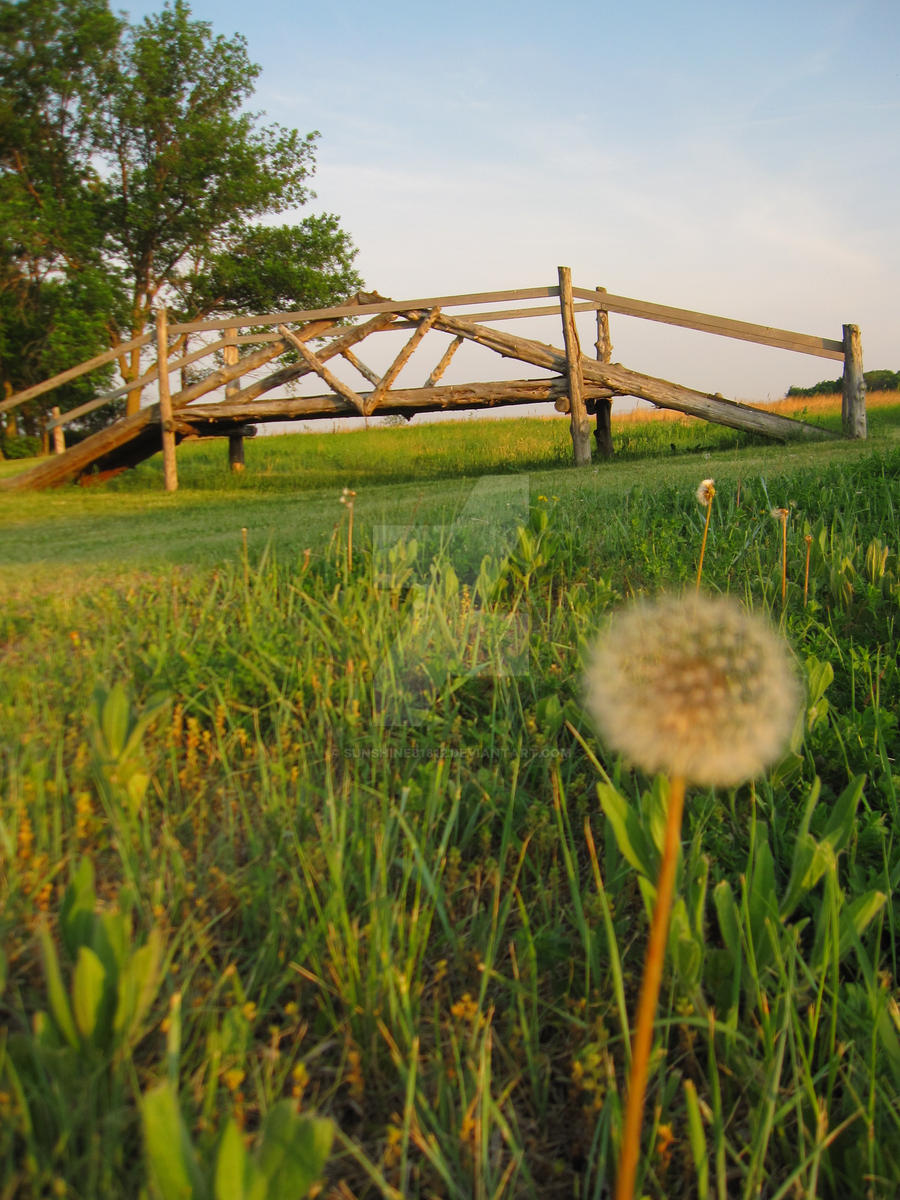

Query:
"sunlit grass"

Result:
[[2, 409, 899, 1197]]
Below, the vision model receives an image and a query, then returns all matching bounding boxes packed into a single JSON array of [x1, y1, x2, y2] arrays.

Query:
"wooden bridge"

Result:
[[0, 267, 866, 492]]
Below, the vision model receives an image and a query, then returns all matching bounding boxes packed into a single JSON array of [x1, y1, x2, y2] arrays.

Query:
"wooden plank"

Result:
[[155, 308, 178, 492], [277, 325, 367, 415], [169, 286, 557, 336], [571, 285, 844, 359], [841, 324, 866, 438], [0, 331, 152, 415], [366, 307, 440, 414], [429, 310, 837, 442], [181, 377, 617, 423], [45, 335, 232, 429], [424, 336, 464, 387], [558, 268, 591, 465]]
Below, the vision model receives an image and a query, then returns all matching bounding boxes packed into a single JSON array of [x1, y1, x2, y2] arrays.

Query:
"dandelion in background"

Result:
[[340, 487, 357, 571], [584, 593, 802, 1200], [771, 507, 790, 606], [695, 478, 715, 592]]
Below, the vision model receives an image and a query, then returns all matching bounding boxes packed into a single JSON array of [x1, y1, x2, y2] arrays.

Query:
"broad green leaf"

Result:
[[214, 1120, 248, 1200], [97, 682, 131, 758], [38, 925, 79, 1049], [836, 891, 886, 964], [804, 657, 834, 731], [141, 1081, 207, 1200], [60, 857, 97, 962], [820, 774, 866, 857], [683, 1079, 709, 1200], [115, 929, 164, 1045], [257, 1103, 333, 1196], [72, 945, 106, 1041], [746, 830, 778, 969], [596, 782, 655, 878]]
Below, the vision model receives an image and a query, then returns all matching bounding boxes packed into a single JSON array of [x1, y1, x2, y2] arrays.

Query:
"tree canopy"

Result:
[[1, 0, 361, 440]]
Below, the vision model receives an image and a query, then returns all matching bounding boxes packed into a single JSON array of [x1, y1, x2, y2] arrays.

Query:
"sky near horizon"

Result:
[[123, 0, 899, 404]]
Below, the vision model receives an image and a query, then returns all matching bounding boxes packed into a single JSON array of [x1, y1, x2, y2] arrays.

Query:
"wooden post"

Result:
[[51, 407, 66, 454], [224, 328, 244, 471], [155, 307, 178, 492], [841, 324, 866, 439], [594, 287, 614, 459], [557, 266, 592, 465]]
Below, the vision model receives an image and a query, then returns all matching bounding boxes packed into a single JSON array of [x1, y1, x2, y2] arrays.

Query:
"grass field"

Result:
[[2, 396, 900, 1198]]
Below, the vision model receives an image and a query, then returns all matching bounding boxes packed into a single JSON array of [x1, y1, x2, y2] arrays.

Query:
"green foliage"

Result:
[[787, 368, 900, 396], [142, 1082, 333, 1200], [0, 0, 360, 433], [2, 429, 900, 1195], [0, 433, 41, 459]]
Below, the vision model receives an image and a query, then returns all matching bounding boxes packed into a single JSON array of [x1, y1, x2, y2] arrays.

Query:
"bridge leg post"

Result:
[[594, 287, 614, 459], [51, 406, 66, 455], [155, 307, 178, 492], [224, 328, 244, 470], [558, 266, 592, 466], [841, 324, 866, 439]]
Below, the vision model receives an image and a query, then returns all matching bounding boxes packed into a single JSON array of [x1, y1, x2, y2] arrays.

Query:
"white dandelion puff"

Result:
[[584, 592, 802, 787], [696, 478, 716, 505]]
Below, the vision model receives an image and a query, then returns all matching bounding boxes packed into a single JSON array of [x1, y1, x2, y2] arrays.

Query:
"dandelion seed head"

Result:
[[696, 478, 716, 505], [584, 593, 802, 786], [771, 507, 789, 521]]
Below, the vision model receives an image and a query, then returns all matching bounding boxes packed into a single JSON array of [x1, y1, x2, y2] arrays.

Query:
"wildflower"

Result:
[[584, 592, 801, 787], [771, 507, 790, 606], [695, 478, 716, 591], [585, 592, 802, 1200], [696, 478, 715, 505]]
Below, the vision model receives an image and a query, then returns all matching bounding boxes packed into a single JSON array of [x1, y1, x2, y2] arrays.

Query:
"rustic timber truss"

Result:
[[0, 266, 866, 492]]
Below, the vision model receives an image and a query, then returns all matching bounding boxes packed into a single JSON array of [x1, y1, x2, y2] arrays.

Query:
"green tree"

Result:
[[1, 0, 360, 436], [0, 0, 126, 440]]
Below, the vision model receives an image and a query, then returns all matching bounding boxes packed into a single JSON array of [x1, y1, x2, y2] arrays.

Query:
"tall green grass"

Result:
[[2, 414, 899, 1197]]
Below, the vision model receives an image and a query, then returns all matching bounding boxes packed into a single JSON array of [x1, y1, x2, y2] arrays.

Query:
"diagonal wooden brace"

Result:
[[366, 307, 441, 414], [277, 325, 368, 416]]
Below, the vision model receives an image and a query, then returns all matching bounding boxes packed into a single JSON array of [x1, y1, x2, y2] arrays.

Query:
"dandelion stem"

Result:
[[615, 773, 686, 1200], [696, 500, 713, 592], [781, 514, 788, 607], [803, 534, 812, 608]]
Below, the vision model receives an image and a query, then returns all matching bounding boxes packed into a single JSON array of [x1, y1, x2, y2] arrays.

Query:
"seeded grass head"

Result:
[[585, 592, 802, 786]]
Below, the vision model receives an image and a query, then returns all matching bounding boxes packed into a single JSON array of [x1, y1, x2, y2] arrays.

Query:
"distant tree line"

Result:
[[1, 0, 361, 451], [787, 369, 900, 397]]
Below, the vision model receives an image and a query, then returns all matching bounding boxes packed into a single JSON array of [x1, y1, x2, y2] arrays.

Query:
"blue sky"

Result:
[[123, 0, 899, 402]]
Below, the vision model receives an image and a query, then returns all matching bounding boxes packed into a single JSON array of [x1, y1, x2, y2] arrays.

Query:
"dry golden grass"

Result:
[[614, 389, 899, 427]]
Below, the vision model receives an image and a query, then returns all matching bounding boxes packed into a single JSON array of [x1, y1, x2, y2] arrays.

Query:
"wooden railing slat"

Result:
[[571, 286, 844, 359], [0, 332, 153, 414]]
